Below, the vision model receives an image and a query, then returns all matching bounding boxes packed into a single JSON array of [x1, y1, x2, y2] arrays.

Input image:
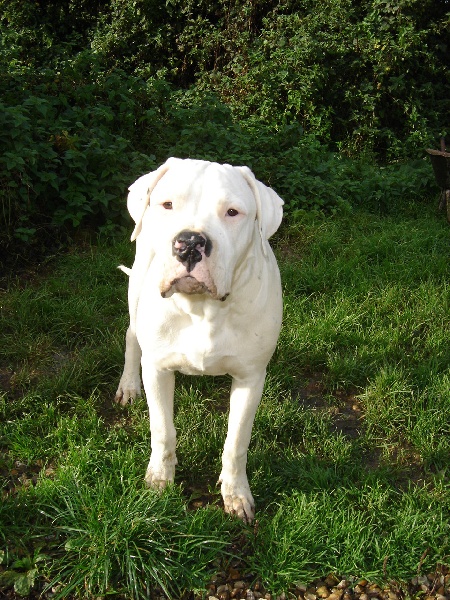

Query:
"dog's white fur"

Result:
[[115, 157, 283, 522]]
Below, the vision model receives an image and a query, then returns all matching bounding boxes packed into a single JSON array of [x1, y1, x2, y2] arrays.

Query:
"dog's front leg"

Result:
[[219, 371, 266, 523], [142, 363, 178, 488]]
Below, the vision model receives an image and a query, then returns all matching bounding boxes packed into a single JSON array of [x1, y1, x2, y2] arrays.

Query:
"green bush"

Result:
[[0, 1, 445, 257], [2, 0, 448, 157], [0, 73, 439, 257], [187, 0, 449, 158], [0, 51, 163, 252]]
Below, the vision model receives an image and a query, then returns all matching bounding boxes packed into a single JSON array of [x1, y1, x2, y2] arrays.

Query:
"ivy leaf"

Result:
[[14, 574, 31, 596]]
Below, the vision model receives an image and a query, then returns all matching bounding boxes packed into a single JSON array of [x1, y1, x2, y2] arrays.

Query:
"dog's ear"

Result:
[[127, 159, 175, 241], [237, 166, 284, 255]]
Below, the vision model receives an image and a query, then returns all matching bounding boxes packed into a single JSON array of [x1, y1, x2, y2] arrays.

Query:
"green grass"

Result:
[[0, 206, 449, 598]]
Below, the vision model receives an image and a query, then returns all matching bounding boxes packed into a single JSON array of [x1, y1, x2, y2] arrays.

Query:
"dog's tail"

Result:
[[117, 265, 132, 277]]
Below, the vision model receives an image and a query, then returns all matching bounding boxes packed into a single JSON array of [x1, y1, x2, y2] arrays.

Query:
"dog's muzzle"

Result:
[[172, 230, 212, 273]]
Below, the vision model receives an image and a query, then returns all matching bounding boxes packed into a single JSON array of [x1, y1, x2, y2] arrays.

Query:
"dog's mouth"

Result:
[[161, 275, 211, 297], [160, 275, 228, 301]]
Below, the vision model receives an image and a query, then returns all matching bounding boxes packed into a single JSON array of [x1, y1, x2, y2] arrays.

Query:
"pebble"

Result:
[[202, 567, 450, 600]]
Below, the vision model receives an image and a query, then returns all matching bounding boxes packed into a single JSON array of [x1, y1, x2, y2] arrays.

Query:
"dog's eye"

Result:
[[162, 201, 173, 210], [227, 208, 239, 217]]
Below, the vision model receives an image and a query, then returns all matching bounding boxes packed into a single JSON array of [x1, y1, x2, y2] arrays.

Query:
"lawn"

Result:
[[0, 205, 449, 599]]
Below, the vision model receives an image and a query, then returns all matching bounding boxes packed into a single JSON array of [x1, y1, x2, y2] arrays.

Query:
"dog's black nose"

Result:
[[172, 230, 212, 273]]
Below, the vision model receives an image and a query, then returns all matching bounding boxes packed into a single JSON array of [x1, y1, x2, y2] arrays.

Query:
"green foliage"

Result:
[[249, 482, 450, 592], [185, 0, 449, 157], [0, 0, 447, 255], [83, 0, 449, 157], [44, 472, 233, 599], [2, 0, 448, 156], [0, 49, 160, 252], [0, 547, 47, 597], [0, 211, 449, 596]]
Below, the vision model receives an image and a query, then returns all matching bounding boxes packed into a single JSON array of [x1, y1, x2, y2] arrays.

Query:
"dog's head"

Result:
[[127, 158, 284, 300]]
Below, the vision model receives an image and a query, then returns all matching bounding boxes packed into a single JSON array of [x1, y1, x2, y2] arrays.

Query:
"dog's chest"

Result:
[[138, 296, 240, 376], [169, 316, 231, 375]]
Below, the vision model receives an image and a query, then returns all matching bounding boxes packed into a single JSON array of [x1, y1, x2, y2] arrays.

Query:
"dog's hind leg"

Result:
[[115, 235, 154, 405], [115, 325, 142, 405]]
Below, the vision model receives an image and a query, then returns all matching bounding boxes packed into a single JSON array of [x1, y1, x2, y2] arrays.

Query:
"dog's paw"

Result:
[[145, 462, 176, 489], [220, 478, 255, 523], [114, 379, 141, 406]]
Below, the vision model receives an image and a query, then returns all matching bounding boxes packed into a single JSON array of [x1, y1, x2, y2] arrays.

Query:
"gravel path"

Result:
[[199, 567, 450, 600]]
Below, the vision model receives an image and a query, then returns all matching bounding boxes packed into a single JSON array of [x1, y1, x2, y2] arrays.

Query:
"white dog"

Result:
[[115, 158, 283, 522]]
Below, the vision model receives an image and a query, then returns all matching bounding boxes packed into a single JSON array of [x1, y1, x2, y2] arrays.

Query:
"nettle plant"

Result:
[[0, 69, 156, 250]]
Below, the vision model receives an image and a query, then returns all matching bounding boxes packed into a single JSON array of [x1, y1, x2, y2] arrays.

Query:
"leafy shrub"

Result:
[[187, 0, 449, 158], [0, 74, 439, 259], [2, 0, 447, 157], [0, 13, 442, 259], [0, 51, 165, 255], [150, 98, 438, 216], [0, 96, 153, 248]]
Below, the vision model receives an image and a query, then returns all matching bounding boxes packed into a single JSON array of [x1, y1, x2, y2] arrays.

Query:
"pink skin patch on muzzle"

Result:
[[159, 230, 226, 300]]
